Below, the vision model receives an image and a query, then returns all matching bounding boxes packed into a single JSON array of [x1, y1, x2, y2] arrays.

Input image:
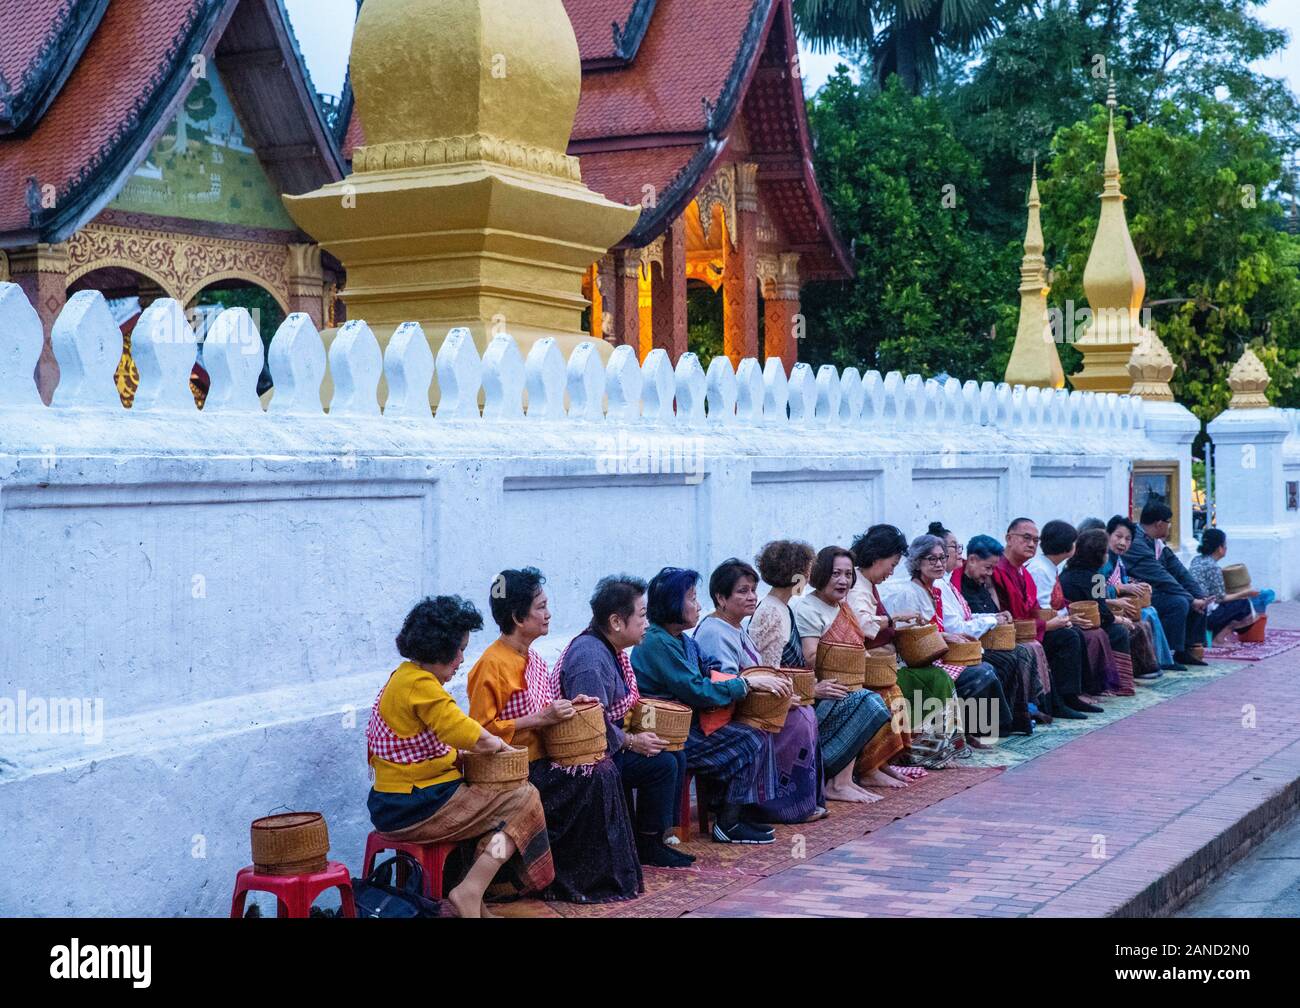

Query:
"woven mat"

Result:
[[493, 767, 1001, 918], [962, 660, 1246, 769], [1205, 629, 1300, 662]]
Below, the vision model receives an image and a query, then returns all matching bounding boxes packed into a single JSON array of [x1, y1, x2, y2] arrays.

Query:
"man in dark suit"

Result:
[[1122, 502, 1209, 666]]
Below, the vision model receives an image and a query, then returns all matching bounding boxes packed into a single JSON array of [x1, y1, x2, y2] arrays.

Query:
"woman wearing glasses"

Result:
[[881, 535, 1013, 746]]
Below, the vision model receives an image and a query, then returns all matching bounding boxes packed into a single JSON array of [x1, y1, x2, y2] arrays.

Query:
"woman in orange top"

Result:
[[366, 596, 554, 918], [469, 567, 643, 904]]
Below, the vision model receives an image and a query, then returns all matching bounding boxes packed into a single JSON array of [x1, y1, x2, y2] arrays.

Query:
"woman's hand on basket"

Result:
[[747, 673, 793, 698], [814, 679, 848, 701], [543, 699, 576, 724], [627, 732, 666, 757]]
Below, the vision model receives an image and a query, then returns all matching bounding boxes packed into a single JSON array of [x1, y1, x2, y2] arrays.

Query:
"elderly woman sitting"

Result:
[[1059, 529, 1135, 693], [881, 534, 1013, 746], [631, 567, 786, 845], [555, 575, 693, 869], [367, 596, 553, 918], [694, 557, 826, 823], [469, 567, 642, 904], [792, 544, 921, 789]]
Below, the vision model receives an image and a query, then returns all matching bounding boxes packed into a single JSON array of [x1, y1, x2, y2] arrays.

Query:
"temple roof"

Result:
[[0, 0, 345, 245], [0, 0, 111, 136], [339, 0, 850, 281]]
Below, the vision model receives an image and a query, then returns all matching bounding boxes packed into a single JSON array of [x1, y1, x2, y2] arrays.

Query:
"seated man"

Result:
[[991, 518, 1095, 719], [1122, 503, 1209, 667]]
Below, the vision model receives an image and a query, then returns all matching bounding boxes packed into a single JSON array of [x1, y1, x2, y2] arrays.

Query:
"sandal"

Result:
[[892, 765, 928, 781]]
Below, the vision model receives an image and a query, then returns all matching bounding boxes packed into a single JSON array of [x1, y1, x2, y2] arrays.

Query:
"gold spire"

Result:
[[1227, 346, 1271, 408], [1004, 160, 1065, 388], [1073, 78, 1157, 394]]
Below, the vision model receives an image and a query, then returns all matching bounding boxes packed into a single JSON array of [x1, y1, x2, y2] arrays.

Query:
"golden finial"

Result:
[[1227, 347, 1271, 408], [1127, 329, 1176, 401], [1005, 162, 1064, 388]]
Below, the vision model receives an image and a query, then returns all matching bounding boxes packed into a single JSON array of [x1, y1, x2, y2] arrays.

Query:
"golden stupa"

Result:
[[1004, 161, 1065, 388], [1073, 81, 1170, 394], [283, 0, 640, 406]]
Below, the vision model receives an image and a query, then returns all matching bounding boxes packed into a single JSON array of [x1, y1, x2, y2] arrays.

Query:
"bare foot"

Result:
[[851, 782, 884, 802], [479, 901, 498, 919], [882, 765, 917, 784], [824, 782, 881, 803], [446, 885, 482, 918], [863, 768, 907, 789]]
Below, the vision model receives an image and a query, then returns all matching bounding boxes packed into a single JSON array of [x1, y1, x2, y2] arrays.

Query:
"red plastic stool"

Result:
[[676, 770, 712, 842], [230, 861, 356, 918], [362, 832, 455, 899]]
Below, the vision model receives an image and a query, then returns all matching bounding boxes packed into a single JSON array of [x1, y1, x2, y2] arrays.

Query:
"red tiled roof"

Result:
[[579, 143, 701, 206], [0, 0, 110, 134], [561, 0, 631, 63], [0, 0, 227, 238], [570, 0, 762, 141]]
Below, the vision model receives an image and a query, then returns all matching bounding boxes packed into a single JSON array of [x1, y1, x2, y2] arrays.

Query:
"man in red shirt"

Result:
[[992, 518, 1095, 719]]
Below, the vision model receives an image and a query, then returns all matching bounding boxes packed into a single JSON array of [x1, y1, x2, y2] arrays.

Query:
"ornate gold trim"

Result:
[[352, 133, 583, 181]]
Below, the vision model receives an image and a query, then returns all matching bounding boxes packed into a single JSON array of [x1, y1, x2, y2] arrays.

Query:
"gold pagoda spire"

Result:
[[1073, 78, 1170, 394], [1005, 159, 1065, 388], [1227, 346, 1271, 408]]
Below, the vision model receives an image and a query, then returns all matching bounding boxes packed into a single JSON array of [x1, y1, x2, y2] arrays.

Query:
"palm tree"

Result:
[[794, 0, 1016, 94]]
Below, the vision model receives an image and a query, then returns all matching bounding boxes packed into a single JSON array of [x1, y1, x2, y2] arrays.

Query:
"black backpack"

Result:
[[351, 852, 443, 919]]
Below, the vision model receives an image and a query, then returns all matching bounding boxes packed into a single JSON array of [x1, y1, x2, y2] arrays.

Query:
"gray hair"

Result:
[[1077, 516, 1106, 534], [905, 534, 946, 578]]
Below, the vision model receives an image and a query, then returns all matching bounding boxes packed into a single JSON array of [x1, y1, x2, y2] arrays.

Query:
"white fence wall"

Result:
[[0, 283, 1168, 915]]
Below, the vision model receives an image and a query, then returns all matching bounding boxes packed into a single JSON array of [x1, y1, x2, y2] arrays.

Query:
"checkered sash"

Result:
[[499, 648, 561, 720], [930, 582, 968, 681], [365, 680, 451, 764], [552, 634, 641, 722]]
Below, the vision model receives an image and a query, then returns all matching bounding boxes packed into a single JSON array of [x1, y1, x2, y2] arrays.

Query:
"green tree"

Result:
[[941, 0, 1298, 235], [795, 0, 1015, 93], [1040, 99, 1300, 421], [802, 73, 1017, 378]]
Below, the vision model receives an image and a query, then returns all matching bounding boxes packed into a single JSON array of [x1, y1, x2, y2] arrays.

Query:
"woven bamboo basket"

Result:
[[1014, 618, 1038, 642], [1131, 585, 1153, 612], [944, 640, 984, 666], [1037, 607, 1058, 624], [735, 669, 793, 732], [980, 624, 1016, 651], [1069, 600, 1100, 628], [896, 624, 948, 667], [862, 653, 898, 689], [625, 698, 692, 751], [1106, 598, 1134, 619], [250, 812, 329, 876], [463, 747, 530, 792], [1223, 563, 1252, 593], [815, 640, 867, 689], [542, 700, 607, 766], [782, 668, 817, 705]]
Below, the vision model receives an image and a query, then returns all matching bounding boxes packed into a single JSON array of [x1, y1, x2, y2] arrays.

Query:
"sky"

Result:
[[287, 0, 1300, 102]]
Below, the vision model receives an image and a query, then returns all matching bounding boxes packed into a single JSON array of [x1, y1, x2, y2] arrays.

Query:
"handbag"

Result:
[[351, 852, 443, 919]]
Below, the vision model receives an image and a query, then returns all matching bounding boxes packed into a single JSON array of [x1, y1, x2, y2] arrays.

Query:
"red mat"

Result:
[[1205, 628, 1300, 662]]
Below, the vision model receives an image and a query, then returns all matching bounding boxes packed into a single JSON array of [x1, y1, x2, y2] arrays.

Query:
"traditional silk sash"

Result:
[[499, 648, 560, 720]]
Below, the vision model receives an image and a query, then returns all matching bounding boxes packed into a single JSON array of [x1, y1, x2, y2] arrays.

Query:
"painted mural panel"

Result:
[[110, 69, 295, 230]]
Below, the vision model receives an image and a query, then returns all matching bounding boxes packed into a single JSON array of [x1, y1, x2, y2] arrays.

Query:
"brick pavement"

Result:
[[692, 604, 1300, 917]]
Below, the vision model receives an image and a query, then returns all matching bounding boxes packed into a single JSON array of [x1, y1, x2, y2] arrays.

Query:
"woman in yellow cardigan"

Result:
[[367, 595, 554, 918]]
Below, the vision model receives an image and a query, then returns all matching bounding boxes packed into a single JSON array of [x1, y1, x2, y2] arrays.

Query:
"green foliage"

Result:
[[687, 282, 725, 370], [1040, 100, 1300, 422], [802, 74, 1018, 379], [794, 0, 1017, 93]]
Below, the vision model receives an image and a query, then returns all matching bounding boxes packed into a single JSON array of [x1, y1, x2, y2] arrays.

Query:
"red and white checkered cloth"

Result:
[[499, 649, 561, 719], [552, 635, 641, 721], [365, 681, 451, 764]]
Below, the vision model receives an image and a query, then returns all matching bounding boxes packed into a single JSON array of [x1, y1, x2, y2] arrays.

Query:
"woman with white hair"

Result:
[[881, 534, 1014, 746]]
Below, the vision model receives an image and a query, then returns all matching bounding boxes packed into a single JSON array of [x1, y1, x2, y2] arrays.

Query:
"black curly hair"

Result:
[[396, 595, 484, 665]]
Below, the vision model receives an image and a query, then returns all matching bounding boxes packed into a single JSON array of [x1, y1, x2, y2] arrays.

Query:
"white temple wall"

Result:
[[0, 284, 1174, 915]]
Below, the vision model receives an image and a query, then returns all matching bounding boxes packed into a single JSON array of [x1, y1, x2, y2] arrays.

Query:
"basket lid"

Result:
[[251, 812, 323, 832]]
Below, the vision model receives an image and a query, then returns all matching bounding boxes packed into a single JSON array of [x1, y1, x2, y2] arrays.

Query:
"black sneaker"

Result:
[[1162, 662, 1188, 672], [640, 842, 696, 868], [1174, 651, 1208, 667], [1070, 699, 1104, 714], [712, 821, 775, 845], [1052, 702, 1087, 720], [1134, 670, 1163, 680]]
